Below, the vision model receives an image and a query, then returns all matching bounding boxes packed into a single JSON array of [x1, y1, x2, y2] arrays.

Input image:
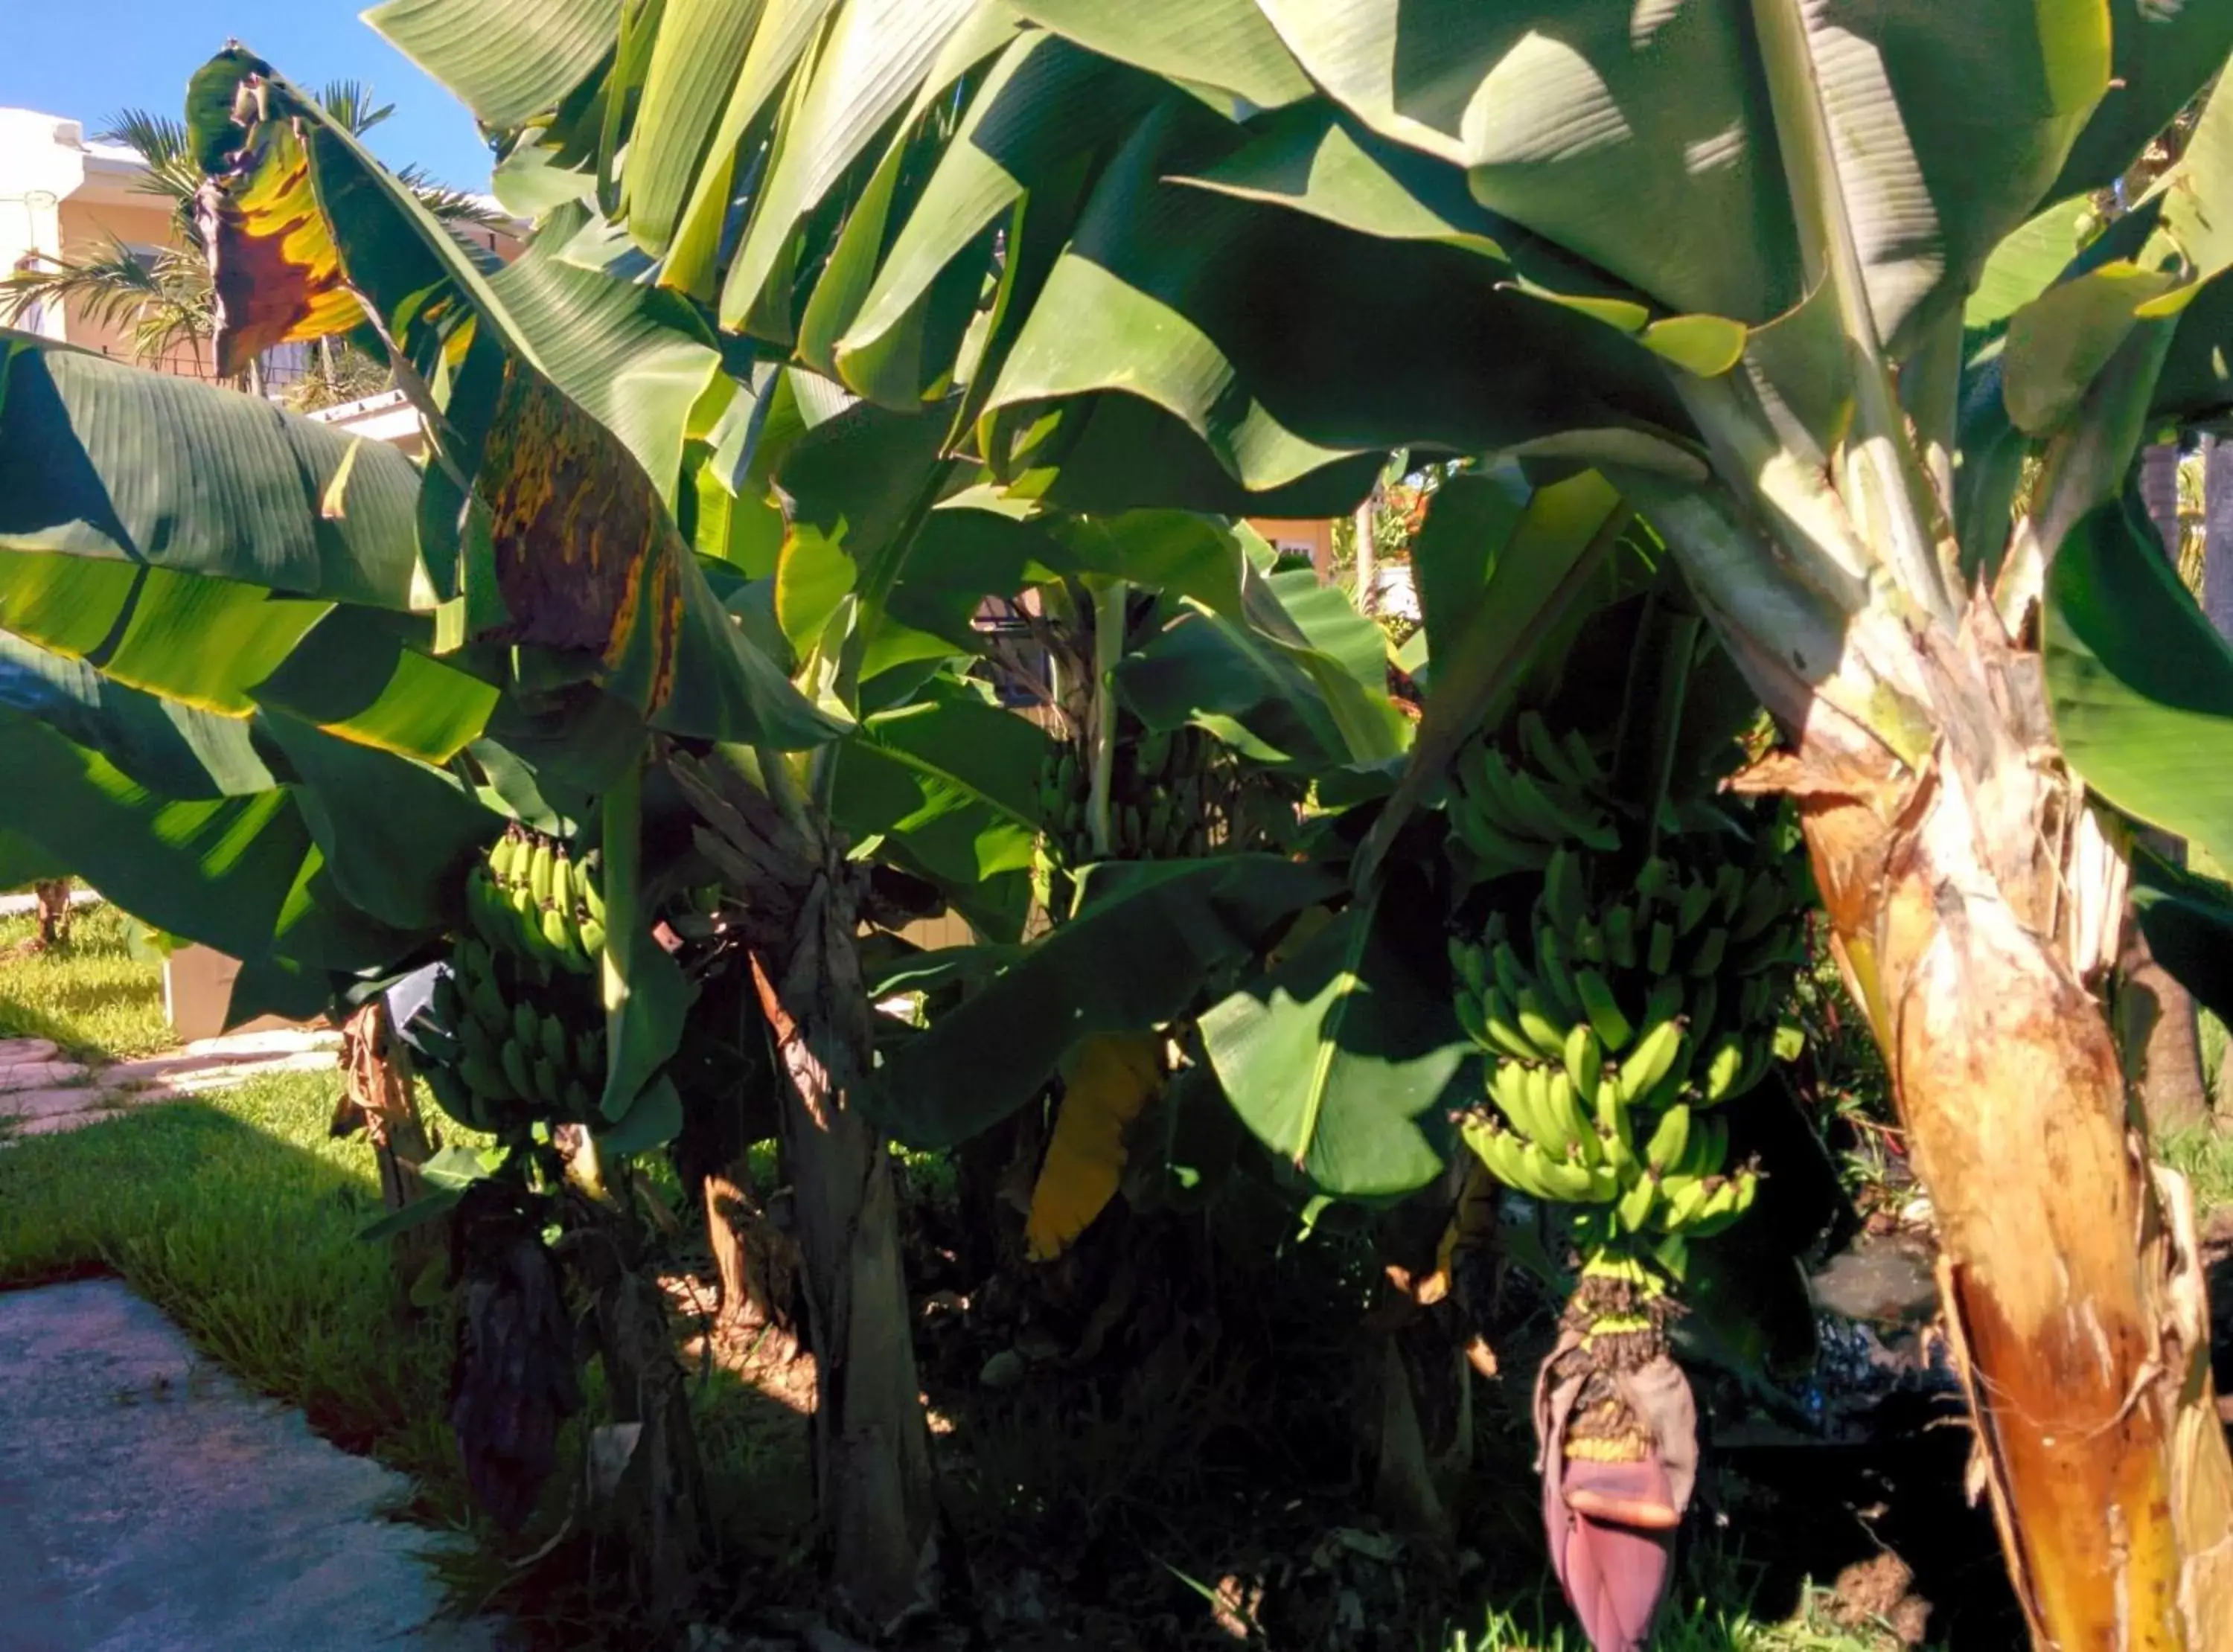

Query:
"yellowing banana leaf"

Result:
[[194, 106, 364, 380], [1025, 1031, 1165, 1261]]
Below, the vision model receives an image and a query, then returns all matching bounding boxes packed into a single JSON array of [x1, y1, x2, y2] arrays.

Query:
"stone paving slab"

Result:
[[0, 1031, 344, 1143], [0, 1278, 509, 1651]]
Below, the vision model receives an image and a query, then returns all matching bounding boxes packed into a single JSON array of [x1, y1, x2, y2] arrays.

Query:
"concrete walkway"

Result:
[[0, 1279, 506, 1650], [1, 1031, 343, 1142]]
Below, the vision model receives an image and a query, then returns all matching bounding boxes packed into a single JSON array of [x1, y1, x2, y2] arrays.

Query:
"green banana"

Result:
[[578, 857, 605, 923], [1617, 1017, 1684, 1105], [1634, 857, 1677, 905], [1713, 862, 1745, 921], [1542, 846, 1588, 941], [1560, 1075, 1606, 1170], [1644, 1102, 1693, 1174], [1522, 1139, 1603, 1202], [1646, 919, 1675, 975], [1675, 876, 1714, 936], [1448, 938, 1486, 996], [1451, 798, 1553, 873], [1687, 925, 1729, 977], [575, 1029, 604, 1078], [1489, 1062, 1544, 1141], [1480, 989, 1547, 1063], [465, 868, 511, 953], [1519, 710, 1585, 791], [1699, 1037, 1747, 1104], [1471, 749, 1542, 840], [1572, 967, 1634, 1053], [1732, 873, 1786, 941], [1571, 917, 1606, 964], [527, 836, 556, 909], [539, 1012, 569, 1073], [578, 915, 607, 959], [1657, 1175, 1710, 1233], [1601, 903, 1639, 970], [1454, 985, 1498, 1054], [1595, 1078, 1635, 1167], [1616, 1171, 1659, 1234], [1561, 728, 1603, 787], [1490, 942, 1532, 1008], [1513, 988, 1571, 1063], [499, 1038, 536, 1101], [1534, 926, 1585, 1023], [1463, 1118, 1553, 1200], [1562, 1022, 1603, 1106], [1508, 763, 1618, 851], [562, 1079, 594, 1118], [1533, 1066, 1589, 1159], [1642, 976, 1686, 1031], [531, 1055, 563, 1108]]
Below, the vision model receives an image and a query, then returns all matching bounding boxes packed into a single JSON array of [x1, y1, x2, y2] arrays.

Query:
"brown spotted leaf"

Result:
[[198, 112, 362, 380]]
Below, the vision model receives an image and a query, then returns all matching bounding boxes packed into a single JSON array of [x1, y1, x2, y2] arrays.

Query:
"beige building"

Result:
[[0, 107, 200, 371]]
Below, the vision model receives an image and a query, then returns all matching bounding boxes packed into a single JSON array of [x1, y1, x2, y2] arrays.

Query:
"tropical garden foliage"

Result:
[[8, 4, 2233, 1648]]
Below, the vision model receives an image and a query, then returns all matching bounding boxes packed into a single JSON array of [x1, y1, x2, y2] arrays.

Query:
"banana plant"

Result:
[[389, 1, 2233, 1639]]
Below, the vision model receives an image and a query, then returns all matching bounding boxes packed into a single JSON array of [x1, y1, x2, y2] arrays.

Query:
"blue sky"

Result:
[[4, 0, 493, 189]]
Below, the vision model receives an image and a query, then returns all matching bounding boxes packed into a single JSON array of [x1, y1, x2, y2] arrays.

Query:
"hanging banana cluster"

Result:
[[418, 828, 609, 1134], [1031, 723, 1213, 913], [1445, 711, 1623, 877], [463, 825, 608, 976], [1449, 833, 1806, 1245]]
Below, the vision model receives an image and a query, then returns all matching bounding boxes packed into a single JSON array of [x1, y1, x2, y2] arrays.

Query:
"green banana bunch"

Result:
[[1034, 721, 1218, 918], [1448, 737, 1812, 1258], [1445, 712, 1620, 877], [422, 831, 613, 1137], [470, 826, 606, 979]]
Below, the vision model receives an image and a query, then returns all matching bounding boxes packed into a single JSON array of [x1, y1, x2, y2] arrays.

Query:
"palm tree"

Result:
[[0, 84, 498, 395]]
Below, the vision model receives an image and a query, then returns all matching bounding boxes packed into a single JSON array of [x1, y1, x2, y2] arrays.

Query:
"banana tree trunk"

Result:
[[31, 880, 72, 950], [673, 749, 939, 1625], [744, 865, 936, 1630], [1729, 598, 2233, 1651], [334, 998, 443, 1281], [2128, 444, 2211, 1130]]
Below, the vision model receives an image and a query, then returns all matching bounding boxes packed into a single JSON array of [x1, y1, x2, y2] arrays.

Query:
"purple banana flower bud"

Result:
[[1535, 1337, 1701, 1652], [1548, 1454, 1678, 1652]]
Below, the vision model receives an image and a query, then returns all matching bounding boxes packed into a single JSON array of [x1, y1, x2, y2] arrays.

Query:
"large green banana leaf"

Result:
[[1200, 880, 1464, 1198], [831, 673, 1052, 942], [2046, 493, 2233, 871], [869, 855, 1339, 1145], [0, 708, 435, 975]]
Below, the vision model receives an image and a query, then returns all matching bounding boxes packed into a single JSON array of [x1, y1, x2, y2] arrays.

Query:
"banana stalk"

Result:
[[1086, 577, 1126, 859], [599, 748, 644, 1118]]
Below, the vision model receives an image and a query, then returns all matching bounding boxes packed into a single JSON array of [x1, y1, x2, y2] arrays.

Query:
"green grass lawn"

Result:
[[0, 904, 175, 1060]]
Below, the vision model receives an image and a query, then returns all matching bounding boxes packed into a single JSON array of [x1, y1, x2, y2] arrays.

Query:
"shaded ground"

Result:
[[0, 1277, 509, 1651]]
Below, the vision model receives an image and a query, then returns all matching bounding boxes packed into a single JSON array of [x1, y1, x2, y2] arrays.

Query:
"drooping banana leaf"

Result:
[[869, 854, 1340, 1146]]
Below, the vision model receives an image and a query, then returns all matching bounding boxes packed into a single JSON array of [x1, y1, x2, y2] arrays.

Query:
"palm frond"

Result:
[[1, 237, 211, 369], [93, 109, 202, 219], [316, 80, 396, 137], [397, 167, 508, 230]]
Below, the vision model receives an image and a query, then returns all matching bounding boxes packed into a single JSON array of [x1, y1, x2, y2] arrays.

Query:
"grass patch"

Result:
[[0, 904, 173, 1060], [2159, 1123, 2233, 1215]]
